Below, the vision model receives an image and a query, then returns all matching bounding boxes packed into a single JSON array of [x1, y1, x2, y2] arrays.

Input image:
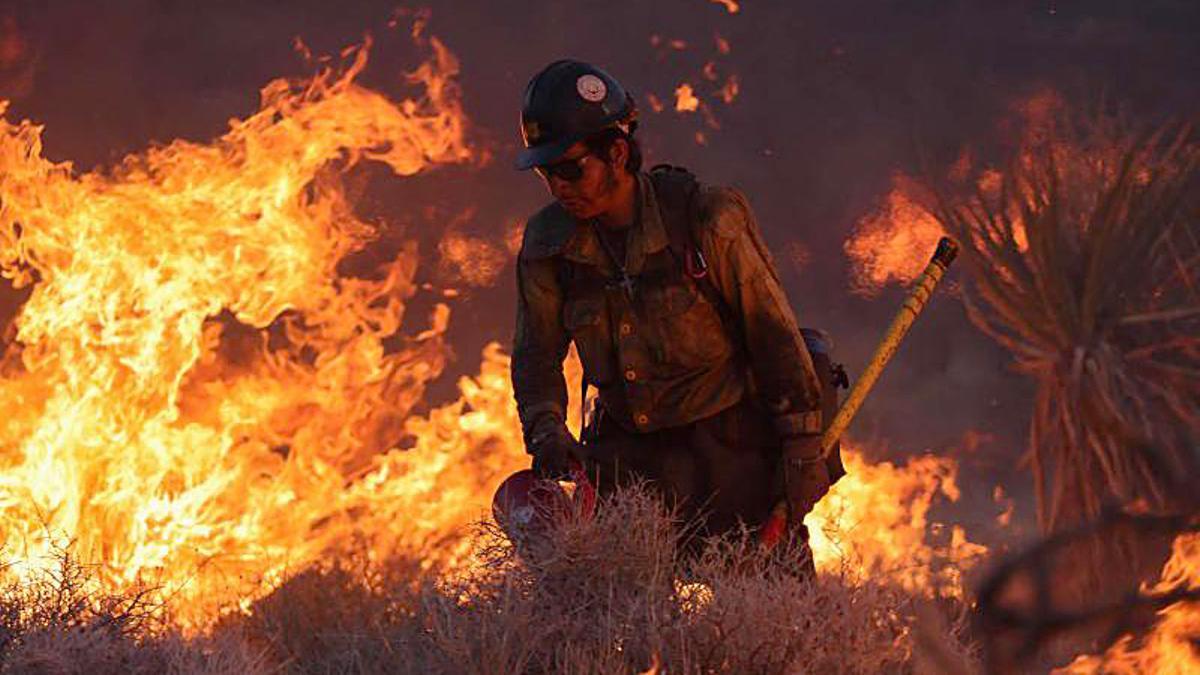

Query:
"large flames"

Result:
[[0, 31, 986, 627], [0, 36, 477, 623], [7, 30, 1189, 671]]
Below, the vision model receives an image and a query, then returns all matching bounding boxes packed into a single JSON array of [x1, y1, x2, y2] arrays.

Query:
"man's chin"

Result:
[[564, 205, 597, 218], [560, 202, 596, 220]]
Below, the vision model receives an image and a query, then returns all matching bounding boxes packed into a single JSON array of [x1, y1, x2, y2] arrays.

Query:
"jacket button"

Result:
[[620, 323, 632, 336], [636, 413, 649, 426], [624, 369, 637, 381]]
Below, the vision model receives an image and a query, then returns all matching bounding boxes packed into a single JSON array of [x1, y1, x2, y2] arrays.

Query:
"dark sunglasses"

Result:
[[534, 154, 592, 182]]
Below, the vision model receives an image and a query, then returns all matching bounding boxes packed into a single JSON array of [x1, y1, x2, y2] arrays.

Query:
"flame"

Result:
[[717, 75, 740, 104], [1055, 532, 1200, 674], [503, 219, 525, 256], [0, 35, 472, 624], [0, 25, 988, 634], [993, 485, 1015, 527], [437, 231, 508, 287], [844, 168, 1029, 295], [809, 447, 987, 597], [844, 174, 945, 295], [674, 83, 700, 112], [846, 91, 1088, 293], [710, 0, 741, 14], [650, 35, 689, 52]]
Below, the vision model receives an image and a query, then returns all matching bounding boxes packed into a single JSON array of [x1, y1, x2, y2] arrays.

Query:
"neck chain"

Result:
[[591, 220, 636, 301]]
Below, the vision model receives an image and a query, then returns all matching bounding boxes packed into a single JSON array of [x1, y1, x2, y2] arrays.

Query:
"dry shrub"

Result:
[[3, 629, 264, 675], [677, 537, 917, 673], [4, 485, 977, 673], [0, 545, 267, 674], [234, 483, 969, 673]]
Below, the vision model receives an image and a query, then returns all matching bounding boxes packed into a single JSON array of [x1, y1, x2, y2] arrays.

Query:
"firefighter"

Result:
[[511, 60, 832, 557]]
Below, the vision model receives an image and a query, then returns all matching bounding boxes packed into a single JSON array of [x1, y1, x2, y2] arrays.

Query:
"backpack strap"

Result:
[[648, 164, 745, 354]]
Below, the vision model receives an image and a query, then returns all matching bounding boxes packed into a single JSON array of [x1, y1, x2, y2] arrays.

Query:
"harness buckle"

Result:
[[685, 246, 708, 279]]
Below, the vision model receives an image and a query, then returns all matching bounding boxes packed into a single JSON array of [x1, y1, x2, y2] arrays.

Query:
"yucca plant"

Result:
[[935, 116, 1199, 533]]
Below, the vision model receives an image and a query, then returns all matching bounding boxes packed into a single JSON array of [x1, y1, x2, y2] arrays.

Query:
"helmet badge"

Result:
[[522, 120, 541, 143], [576, 74, 607, 102]]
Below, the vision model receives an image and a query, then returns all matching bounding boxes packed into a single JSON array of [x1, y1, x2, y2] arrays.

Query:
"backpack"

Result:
[[648, 164, 848, 485]]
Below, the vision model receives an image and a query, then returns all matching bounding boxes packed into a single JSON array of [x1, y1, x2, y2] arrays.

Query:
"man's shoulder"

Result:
[[694, 183, 754, 240], [648, 165, 751, 240], [519, 201, 577, 261]]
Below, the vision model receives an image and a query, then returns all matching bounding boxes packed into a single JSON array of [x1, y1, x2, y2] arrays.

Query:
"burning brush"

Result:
[[933, 118, 1200, 532]]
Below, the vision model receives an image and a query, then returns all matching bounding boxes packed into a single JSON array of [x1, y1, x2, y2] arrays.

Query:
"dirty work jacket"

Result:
[[512, 171, 822, 446]]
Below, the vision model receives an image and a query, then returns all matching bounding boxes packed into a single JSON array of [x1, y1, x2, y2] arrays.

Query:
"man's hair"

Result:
[[584, 127, 642, 173]]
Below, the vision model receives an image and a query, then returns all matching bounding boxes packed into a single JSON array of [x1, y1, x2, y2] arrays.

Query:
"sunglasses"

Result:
[[535, 153, 592, 182]]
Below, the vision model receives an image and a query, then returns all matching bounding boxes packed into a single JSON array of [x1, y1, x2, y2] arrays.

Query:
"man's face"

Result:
[[535, 141, 622, 220]]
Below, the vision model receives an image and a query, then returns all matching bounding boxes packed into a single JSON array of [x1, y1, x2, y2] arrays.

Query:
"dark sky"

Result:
[[1, 0, 1196, 526]]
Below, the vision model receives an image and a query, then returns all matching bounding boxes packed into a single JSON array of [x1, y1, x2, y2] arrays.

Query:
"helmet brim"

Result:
[[514, 136, 577, 171]]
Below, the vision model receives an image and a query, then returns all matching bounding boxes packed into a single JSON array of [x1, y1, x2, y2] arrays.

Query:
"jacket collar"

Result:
[[560, 172, 669, 275]]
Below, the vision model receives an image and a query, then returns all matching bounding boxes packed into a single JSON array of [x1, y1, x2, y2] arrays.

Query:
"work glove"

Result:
[[782, 434, 831, 520], [529, 425, 584, 481]]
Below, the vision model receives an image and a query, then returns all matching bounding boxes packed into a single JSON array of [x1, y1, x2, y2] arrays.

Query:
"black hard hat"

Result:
[[515, 60, 637, 170]]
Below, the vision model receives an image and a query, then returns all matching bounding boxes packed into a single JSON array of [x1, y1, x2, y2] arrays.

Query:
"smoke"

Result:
[[2, 0, 1196, 512]]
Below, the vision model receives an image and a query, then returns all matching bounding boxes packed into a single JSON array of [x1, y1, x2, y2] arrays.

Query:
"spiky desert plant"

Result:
[[935, 116, 1199, 532]]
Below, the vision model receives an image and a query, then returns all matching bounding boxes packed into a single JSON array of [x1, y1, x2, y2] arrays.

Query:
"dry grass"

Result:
[[1, 484, 978, 674], [0, 541, 268, 674]]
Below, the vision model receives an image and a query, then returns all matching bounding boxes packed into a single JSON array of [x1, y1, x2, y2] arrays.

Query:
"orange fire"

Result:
[[844, 174, 944, 294], [809, 447, 988, 597], [717, 74, 740, 104], [437, 230, 508, 287], [0, 36, 474, 624], [0, 28, 989, 637], [674, 83, 700, 112], [845, 92, 1085, 294], [710, 0, 741, 14], [1055, 533, 1200, 674]]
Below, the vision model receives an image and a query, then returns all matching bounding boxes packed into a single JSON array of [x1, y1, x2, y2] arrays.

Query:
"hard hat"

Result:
[[515, 59, 637, 170]]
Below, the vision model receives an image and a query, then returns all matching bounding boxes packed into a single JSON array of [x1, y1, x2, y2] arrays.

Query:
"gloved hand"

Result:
[[529, 425, 584, 480], [782, 434, 831, 519]]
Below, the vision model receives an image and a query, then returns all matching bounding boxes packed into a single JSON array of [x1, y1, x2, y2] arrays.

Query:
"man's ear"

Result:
[[609, 138, 629, 169]]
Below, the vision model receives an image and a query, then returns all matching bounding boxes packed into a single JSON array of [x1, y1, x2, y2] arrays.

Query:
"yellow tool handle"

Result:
[[762, 237, 959, 547], [819, 236, 959, 457]]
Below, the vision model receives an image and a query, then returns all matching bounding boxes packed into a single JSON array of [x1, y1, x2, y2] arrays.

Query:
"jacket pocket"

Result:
[[640, 281, 731, 371]]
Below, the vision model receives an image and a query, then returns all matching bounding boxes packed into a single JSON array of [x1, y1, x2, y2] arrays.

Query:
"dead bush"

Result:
[[4, 484, 976, 674], [0, 545, 267, 674]]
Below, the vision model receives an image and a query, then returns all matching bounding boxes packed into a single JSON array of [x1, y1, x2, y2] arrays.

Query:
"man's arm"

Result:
[[512, 250, 571, 449], [696, 186, 824, 436]]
